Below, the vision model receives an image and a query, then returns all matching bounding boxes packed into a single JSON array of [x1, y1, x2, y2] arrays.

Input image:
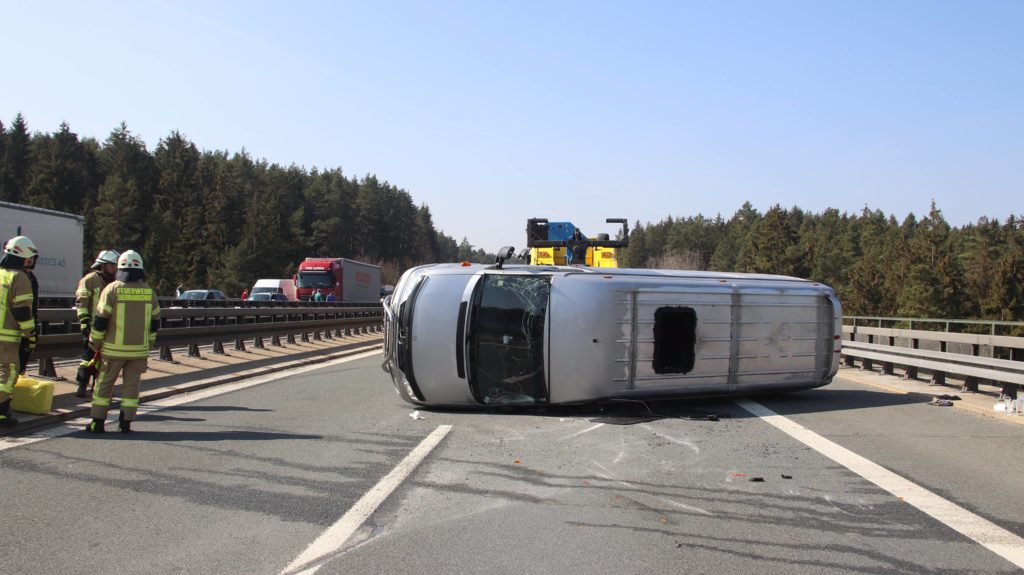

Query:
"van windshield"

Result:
[[468, 274, 550, 405], [296, 271, 333, 288]]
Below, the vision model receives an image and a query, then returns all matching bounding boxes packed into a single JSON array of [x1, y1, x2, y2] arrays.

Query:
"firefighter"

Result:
[[17, 249, 39, 375], [85, 250, 160, 433], [0, 236, 39, 428], [74, 249, 119, 397]]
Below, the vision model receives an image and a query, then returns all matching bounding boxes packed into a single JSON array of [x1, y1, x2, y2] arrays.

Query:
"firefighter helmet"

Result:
[[3, 236, 38, 258], [117, 250, 144, 270], [92, 249, 120, 269]]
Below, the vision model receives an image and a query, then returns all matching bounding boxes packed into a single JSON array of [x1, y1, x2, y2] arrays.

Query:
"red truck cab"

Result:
[[295, 257, 381, 302]]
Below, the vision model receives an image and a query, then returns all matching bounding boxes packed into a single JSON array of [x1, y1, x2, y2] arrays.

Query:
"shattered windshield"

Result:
[[468, 274, 550, 405]]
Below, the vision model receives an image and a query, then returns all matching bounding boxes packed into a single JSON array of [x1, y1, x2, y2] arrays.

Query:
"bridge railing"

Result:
[[31, 303, 384, 376], [841, 316, 1024, 398]]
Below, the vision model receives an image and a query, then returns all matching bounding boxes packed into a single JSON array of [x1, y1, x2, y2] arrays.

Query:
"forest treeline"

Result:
[[3, 114, 1021, 321], [621, 201, 1024, 320], [0, 114, 494, 295]]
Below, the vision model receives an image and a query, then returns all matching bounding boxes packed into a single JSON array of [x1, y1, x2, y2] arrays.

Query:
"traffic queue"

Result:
[[0, 235, 159, 434]]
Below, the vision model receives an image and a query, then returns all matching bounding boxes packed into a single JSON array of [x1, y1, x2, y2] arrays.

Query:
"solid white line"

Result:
[[280, 424, 453, 575], [0, 349, 382, 454], [562, 422, 604, 439], [735, 399, 1024, 570]]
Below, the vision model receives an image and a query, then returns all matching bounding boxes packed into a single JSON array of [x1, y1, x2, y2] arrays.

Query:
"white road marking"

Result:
[[665, 498, 714, 516], [561, 422, 604, 439], [0, 349, 382, 454], [639, 424, 700, 454], [736, 399, 1024, 570], [280, 424, 453, 575]]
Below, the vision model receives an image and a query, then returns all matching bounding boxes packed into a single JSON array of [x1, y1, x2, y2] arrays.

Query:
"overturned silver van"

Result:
[[381, 263, 842, 407]]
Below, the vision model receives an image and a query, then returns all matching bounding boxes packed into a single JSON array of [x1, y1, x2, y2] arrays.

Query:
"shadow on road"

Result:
[[72, 430, 322, 442], [413, 386, 931, 424], [158, 405, 274, 413]]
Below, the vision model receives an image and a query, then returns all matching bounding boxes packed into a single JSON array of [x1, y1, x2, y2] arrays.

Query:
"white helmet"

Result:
[[4, 236, 38, 258], [92, 249, 120, 269], [117, 250, 144, 270]]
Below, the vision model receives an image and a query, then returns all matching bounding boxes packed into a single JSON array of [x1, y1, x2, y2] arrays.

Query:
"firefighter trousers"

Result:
[[77, 338, 100, 385], [0, 342, 22, 403], [91, 358, 147, 421]]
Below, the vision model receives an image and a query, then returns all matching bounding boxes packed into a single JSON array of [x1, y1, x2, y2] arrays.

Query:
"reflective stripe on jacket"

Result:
[[75, 271, 107, 323], [90, 280, 161, 359], [0, 269, 35, 344]]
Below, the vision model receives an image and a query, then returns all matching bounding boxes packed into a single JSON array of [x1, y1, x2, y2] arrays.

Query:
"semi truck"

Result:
[[295, 257, 381, 302], [0, 201, 84, 300]]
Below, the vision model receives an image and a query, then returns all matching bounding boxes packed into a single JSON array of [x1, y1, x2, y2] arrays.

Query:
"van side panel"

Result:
[[548, 275, 837, 402], [547, 275, 627, 403]]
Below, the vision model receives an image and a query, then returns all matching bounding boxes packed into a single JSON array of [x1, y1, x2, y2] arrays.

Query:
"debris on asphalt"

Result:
[[935, 394, 961, 401], [928, 399, 954, 407], [749, 477, 765, 483], [409, 410, 425, 420], [781, 474, 793, 479]]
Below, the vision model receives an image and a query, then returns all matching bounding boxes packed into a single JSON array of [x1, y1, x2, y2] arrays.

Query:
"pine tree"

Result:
[[2, 114, 31, 203], [91, 123, 154, 260], [24, 122, 98, 214]]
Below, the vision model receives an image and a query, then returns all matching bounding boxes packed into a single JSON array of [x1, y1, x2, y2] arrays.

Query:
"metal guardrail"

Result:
[[845, 315, 1024, 336], [840, 317, 1024, 398], [31, 303, 384, 376]]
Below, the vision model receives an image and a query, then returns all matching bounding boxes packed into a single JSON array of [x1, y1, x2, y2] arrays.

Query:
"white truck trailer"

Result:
[[0, 201, 84, 299]]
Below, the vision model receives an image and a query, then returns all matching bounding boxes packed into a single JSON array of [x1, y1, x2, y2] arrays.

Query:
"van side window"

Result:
[[653, 307, 697, 374]]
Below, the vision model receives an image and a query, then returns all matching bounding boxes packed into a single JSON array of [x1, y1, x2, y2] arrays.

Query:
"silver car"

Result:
[[382, 263, 842, 407]]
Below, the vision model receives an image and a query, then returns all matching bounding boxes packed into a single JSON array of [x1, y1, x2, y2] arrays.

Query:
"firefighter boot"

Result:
[[85, 418, 105, 434], [0, 399, 18, 428], [118, 410, 132, 434], [75, 365, 90, 398]]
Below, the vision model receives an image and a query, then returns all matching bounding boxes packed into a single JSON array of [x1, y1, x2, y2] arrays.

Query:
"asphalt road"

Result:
[[1, 354, 1021, 574]]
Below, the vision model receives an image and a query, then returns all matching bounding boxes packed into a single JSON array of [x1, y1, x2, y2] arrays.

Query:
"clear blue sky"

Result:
[[2, 0, 1021, 251]]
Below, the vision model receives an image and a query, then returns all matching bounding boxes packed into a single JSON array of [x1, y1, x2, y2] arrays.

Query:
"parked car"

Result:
[[248, 292, 288, 302], [179, 289, 227, 300]]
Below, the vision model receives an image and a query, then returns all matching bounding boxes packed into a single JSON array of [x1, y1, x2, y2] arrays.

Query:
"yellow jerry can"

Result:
[[11, 377, 54, 415]]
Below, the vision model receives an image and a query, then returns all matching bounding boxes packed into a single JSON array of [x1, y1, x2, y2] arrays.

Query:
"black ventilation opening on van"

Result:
[[653, 307, 697, 374]]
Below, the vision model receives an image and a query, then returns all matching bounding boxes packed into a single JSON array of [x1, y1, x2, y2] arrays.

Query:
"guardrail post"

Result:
[[301, 332, 310, 343], [287, 333, 297, 344], [212, 341, 225, 355], [235, 338, 246, 352], [882, 336, 895, 374], [324, 329, 333, 340], [254, 336, 265, 349], [843, 327, 856, 367], [188, 343, 202, 358], [904, 339, 919, 380], [160, 346, 175, 362], [860, 334, 874, 371], [36, 358, 57, 378], [313, 330, 322, 341], [273, 334, 283, 347], [929, 341, 947, 385], [962, 344, 980, 392]]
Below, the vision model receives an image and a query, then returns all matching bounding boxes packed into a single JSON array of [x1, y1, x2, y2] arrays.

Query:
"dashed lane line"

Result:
[[279, 424, 453, 575], [736, 399, 1024, 570]]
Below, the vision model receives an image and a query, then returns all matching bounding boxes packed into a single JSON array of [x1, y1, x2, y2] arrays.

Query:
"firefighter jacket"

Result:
[[75, 271, 108, 326], [89, 280, 161, 359], [0, 269, 36, 345]]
